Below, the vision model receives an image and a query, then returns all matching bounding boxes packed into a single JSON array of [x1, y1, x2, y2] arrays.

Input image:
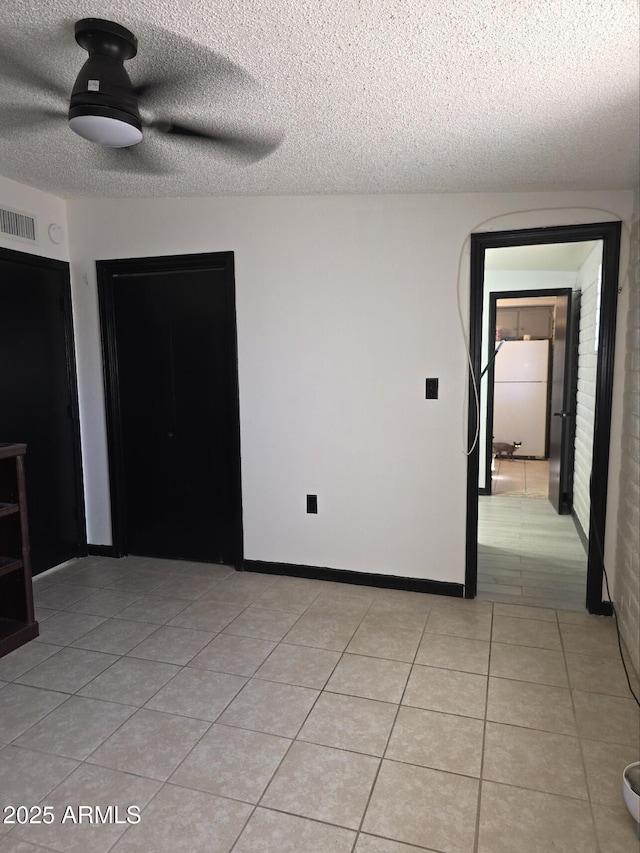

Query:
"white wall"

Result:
[[65, 190, 633, 587], [610, 187, 639, 676], [479, 270, 576, 487], [0, 175, 69, 262], [572, 243, 604, 538]]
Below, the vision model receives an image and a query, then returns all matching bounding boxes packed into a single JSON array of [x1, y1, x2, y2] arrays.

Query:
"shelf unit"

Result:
[[0, 443, 38, 656]]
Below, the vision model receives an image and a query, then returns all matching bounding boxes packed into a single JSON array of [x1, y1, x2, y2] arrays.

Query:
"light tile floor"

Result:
[[491, 457, 550, 498], [479, 460, 588, 611], [1, 556, 638, 852]]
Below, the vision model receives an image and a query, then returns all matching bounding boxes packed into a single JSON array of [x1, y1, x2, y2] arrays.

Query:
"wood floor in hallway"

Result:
[[478, 460, 588, 611]]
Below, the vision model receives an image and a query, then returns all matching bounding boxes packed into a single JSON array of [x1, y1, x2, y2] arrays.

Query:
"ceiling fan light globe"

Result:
[[69, 110, 142, 148]]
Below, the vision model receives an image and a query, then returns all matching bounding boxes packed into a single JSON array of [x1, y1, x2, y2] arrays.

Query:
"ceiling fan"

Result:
[[2, 18, 282, 171]]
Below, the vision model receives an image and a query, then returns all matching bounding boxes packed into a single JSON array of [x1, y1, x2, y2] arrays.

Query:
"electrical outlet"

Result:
[[425, 378, 439, 399], [306, 494, 318, 514]]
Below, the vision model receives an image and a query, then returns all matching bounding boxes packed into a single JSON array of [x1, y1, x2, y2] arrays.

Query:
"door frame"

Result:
[[97, 251, 244, 565], [465, 221, 622, 614], [0, 246, 87, 567], [482, 288, 572, 495]]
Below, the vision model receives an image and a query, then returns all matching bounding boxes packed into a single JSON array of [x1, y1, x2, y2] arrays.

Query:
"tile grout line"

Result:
[[71, 573, 318, 853], [349, 602, 432, 848], [473, 600, 494, 853], [6, 568, 298, 851], [559, 611, 603, 853], [226, 583, 380, 852]]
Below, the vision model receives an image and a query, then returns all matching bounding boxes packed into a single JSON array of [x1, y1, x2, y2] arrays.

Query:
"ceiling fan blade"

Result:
[[132, 74, 181, 102], [0, 45, 68, 102], [130, 28, 257, 105], [96, 142, 170, 176], [147, 118, 282, 162], [0, 105, 67, 135], [149, 120, 215, 139]]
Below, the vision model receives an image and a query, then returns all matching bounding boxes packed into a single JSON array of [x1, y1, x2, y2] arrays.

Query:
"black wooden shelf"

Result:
[[0, 443, 38, 657], [0, 555, 23, 578], [0, 618, 39, 647], [0, 617, 29, 640], [0, 502, 19, 519]]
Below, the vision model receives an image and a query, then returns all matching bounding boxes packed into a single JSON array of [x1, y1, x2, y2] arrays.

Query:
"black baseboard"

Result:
[[509, 455, 546, 461], [87, 544, 118, 557], [589, 599, 613, 617], [242, 559, 464, 598]]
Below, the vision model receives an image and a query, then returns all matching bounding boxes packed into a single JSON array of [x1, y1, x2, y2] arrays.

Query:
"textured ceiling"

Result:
[[0, 0, 638, 199]]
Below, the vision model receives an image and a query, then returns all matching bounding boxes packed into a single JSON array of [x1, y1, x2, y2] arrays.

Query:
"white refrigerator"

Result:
[[493, 339, 549, 458]]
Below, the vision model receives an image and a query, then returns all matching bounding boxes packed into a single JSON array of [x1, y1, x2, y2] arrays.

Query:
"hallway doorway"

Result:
[[465, 222, 621, 614]]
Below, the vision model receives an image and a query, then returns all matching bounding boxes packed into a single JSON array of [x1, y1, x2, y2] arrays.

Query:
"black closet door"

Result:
[[103, 256, 241, 564], [0, 248, 86, 574]]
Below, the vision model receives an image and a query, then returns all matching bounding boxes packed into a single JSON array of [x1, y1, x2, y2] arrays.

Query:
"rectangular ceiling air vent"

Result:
[[0, 205, 38, 244]]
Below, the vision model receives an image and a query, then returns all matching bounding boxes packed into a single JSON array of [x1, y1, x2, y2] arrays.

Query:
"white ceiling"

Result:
[[0, 1, 638, 199], [485, 240, 600, 271]]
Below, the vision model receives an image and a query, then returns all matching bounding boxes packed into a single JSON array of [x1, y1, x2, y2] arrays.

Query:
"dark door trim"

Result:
[[483, 287, 572, 495], [465, 221, 621, 614], [0, 246, 87, 561], [97, 251, 243, 565]]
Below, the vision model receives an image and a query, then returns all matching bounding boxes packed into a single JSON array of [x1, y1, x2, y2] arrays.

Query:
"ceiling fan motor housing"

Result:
[[69, 19, 143, 147]]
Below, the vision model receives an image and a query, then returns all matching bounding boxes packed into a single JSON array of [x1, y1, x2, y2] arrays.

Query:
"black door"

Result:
[[99, 253, 242, 564], [0, 248, 86, 575], [548, 292, 573, 513]]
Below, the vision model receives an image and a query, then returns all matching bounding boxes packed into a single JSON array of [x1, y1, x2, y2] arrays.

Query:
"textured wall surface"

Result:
[[572, 244, 603, 538], [614, 197, 640, 677]]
